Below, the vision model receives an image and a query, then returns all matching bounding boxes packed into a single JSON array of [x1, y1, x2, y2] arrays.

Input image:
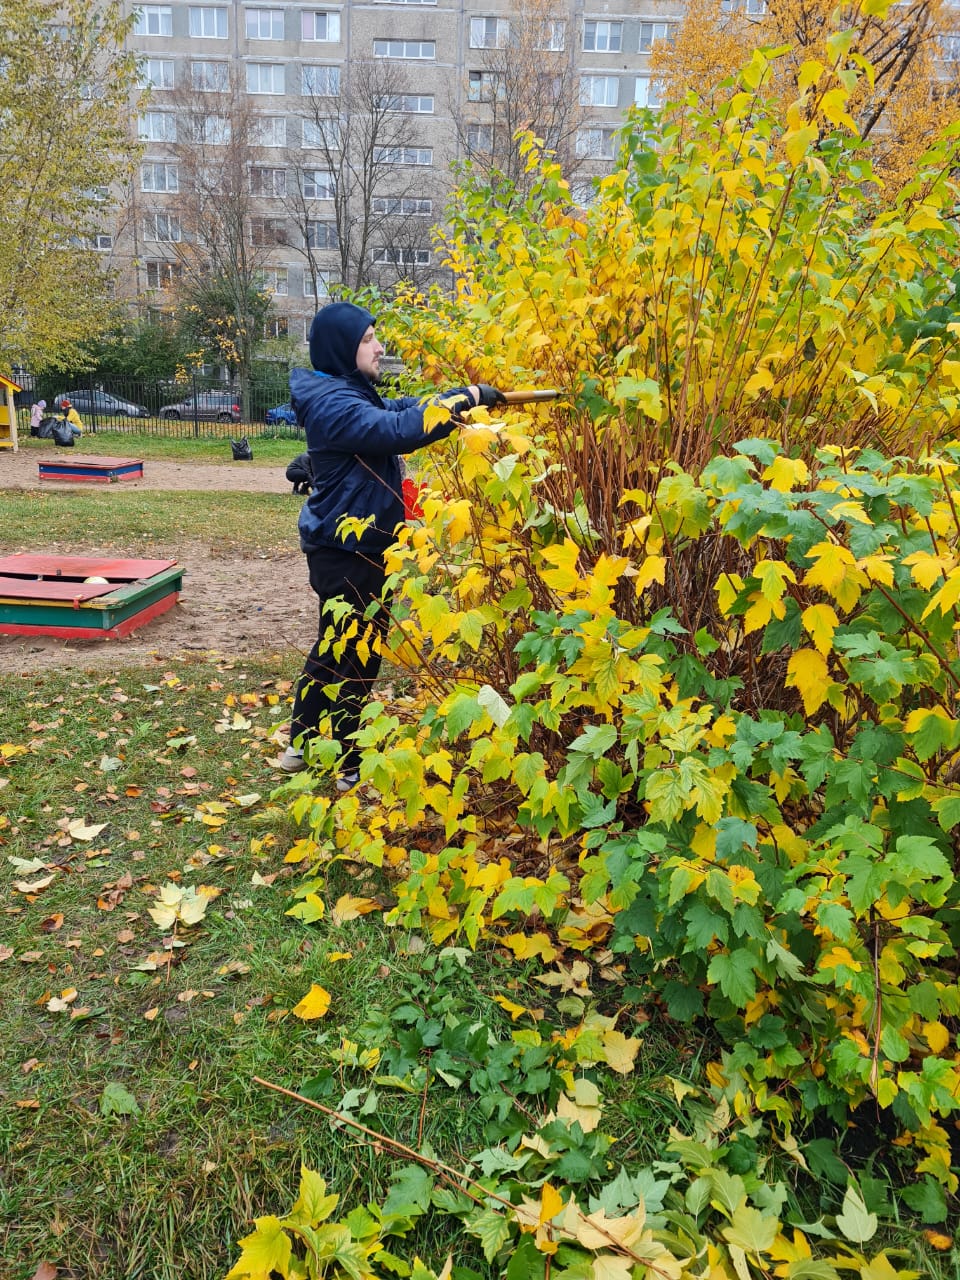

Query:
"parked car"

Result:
[[53, 389, 150, 418], [158, 391, 241, 423], [265, 401, 298, 425]]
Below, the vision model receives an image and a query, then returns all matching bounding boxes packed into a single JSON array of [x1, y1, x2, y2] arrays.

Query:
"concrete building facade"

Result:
[[113, 0, 681, 342]]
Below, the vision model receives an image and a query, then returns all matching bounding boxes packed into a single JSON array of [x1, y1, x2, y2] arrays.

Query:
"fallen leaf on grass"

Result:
[[99, 755, 122, 772], [0, 742, 28, 760], [148, 882, 216, 930], [46, 988, 78, 1013], [19, 951, 43, 963], [116, 928, 136, 944], [291, 983, 331, 1020], [143, 1007, 160, 1021], [21, 1058, 40, 1073], [14, 874, 56, 894], [8, 856, 47, 874], [0, 945, 13, 962], [100, 1082, 140, 1117], [332, 894, 379, 923], [67, 819, 107, 842], [30, 1263, 58, 1280], [40, 914, 64, 933], [15, 1099, 40, 1109]]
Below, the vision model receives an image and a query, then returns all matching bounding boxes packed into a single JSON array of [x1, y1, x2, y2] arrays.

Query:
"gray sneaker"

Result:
[[336, 771, 360, 792], [276, 747, 307, 773]]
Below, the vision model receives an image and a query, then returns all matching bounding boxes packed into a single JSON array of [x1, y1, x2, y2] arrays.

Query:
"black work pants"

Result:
[[290, 546, 390, 773]]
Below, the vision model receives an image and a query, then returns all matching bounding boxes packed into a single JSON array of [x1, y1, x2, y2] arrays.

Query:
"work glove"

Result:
[[475, 384, 506, 409]]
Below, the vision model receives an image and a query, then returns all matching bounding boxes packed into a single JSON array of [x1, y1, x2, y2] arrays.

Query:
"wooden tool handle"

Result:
[[500, 388, 561, 404]]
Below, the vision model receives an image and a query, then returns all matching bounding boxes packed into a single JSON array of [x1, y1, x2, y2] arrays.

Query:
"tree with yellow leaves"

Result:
[[651, 0, 960, 190]]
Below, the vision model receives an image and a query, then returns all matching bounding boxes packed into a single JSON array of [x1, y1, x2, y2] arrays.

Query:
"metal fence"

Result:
[[15, 372, 303, 440]]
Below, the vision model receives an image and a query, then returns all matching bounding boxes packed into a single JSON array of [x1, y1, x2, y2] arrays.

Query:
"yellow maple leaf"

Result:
[[332, 894, 379, 923], [801, 603, 838, 656], [602, 1029, 642, 1075], [785, 648, 829, 714], [291, 984, 331, 1020]]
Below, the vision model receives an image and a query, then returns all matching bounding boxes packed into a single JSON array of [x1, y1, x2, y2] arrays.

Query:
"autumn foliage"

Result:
[[243, 28, 960, 1280]]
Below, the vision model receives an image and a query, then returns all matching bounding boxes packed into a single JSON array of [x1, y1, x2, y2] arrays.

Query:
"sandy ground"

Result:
[[0, 449, 315, 675]]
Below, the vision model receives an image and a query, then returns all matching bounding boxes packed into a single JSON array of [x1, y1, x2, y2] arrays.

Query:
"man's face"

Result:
[[355, 325, 385, 381]]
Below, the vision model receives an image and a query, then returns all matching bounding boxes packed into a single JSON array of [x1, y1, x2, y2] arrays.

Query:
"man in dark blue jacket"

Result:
[[276, 300, 503, 784]]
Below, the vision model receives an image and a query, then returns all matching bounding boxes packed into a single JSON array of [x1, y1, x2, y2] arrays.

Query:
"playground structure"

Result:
[[0, 554, 183, 640]]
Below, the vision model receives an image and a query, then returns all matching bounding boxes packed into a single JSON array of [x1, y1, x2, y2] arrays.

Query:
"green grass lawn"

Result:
[[0, 657, 542, 1279], [14, 430, 302, 467]]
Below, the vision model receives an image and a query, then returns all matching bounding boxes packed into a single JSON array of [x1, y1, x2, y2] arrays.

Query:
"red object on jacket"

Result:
[[402, 477, 426, 520]]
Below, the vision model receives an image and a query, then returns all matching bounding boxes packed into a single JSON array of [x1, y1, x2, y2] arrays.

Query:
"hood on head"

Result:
[[308, 302, 376, 376]]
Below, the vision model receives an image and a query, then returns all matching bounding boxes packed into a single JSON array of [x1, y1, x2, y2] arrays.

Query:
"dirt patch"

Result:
[[0, 452, 314, 675]]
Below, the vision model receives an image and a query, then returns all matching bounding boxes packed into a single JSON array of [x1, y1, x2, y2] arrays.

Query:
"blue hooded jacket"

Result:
[[293, 302, 469, 556]]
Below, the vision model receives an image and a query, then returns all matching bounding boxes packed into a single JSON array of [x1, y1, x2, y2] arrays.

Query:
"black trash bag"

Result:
[[35, 416, 57, 439], [231, 437, 253, 460], [285, 451, 313, 495], [51, 419, 75, 447]]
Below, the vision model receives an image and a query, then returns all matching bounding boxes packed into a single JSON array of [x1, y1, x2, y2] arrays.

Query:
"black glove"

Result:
[[475, 384, 506, 409]]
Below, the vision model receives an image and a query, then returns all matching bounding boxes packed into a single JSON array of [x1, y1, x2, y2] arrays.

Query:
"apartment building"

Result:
[[116, 0, 680, 342]]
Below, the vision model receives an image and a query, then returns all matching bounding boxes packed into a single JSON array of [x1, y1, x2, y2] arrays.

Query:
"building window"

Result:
[[306, 220, 338, 249], [720, 0, 768, 12], [377, 93, 434, 112], [301, 64, 341, 95], [372, 195, 433, 215], [141, 161, 179, 192], [373, 39, 435, 58], [189, 6, 228, 37], [583, 20, 622, 52], [303, 271, 334, 297], [536, 20, 565, 50], [250, 115, 286, 146], [575, 125, 617, 159], [257, 267, 289, 295], [263, 317, 289, 338], [376, 0, 437, 4], [638, 22, 675, 51], [580, 74, 619, 107], [95, 233, 113, 251], [470, 17, 509, 48], [372, 246, 431, 266], [373, 145, 433, 165], [941, 32, 960, 60], [303, 117, 340, 147], [135, 6, 172, 36], [145, 213, 182, 242], [138, 111, 177, 142], [569, 178, 597, 206], [301, 169, 335, 198], [247, 62, 285, 93], [250, 216, 288, 245], [246, 7, 284, 38], [185, 114, 232, 143], [145, 259, 182, 288], [250, 166, 287, 197], [468, 70, 501, 101], [142, 58, 174, 89], [634, 75, 662, 108], [302, 11, 341, 40], [191, 60, 229, 91], [465, 122, 494, 153]]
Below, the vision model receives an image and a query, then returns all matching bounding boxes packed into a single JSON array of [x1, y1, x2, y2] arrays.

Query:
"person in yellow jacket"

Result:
[[60, 399, 84, 437]]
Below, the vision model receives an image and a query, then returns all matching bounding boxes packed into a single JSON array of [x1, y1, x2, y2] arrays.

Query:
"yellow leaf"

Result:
[[67, 819, 107, 842], [715, 572, 745, 616], [291, 984, 331, 1020], [785, 648, 829, 714], [493, 994, 529, 1020], [540, 1183, 564, 1224], [633, 554, 666, 594], [801, 603, 838, 656], [332, 894, 379, 923], [762, 455, 809, 493], [539, 539, 582, 592], [923, 1020, 951, 1053], [601, 1028, 641, 1075], [503, 932, 559, 962], [423, 401, 453, 431], [922, 566, 960, 619], [783, 124, 818, 167]]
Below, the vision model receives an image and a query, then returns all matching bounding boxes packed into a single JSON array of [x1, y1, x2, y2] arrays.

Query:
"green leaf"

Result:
[[900, 1176, 948, 1223], [382, 1165, 434, 1219], [464, 1207, 512, 1261], [721, 1203, 778, 1252], [100, 1082, 140, 1118], [835, 1184, 878, 1244], [286, 1166, 338, 1228], [707, 949, 758, 1007]]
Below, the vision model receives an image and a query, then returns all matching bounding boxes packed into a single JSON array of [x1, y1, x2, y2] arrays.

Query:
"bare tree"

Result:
[[138, 66, 280, 405], [453, 0, 587, 196], [287, 58, 444, 297]]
